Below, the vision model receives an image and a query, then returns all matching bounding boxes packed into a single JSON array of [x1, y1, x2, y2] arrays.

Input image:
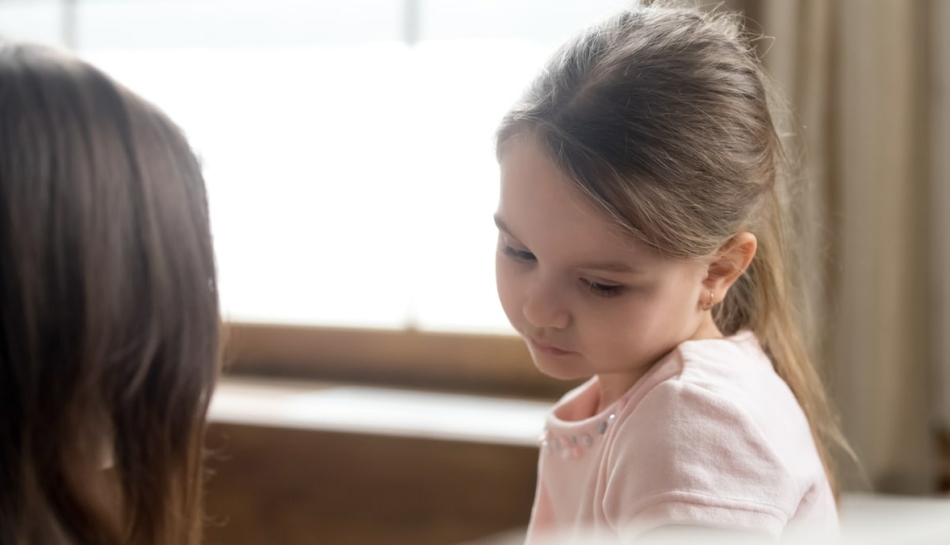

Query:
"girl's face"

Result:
[[495, 136, 722, 393]]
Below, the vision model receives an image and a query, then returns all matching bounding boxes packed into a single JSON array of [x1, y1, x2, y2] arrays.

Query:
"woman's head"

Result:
[[495, 4, 844, 495], [0, 44, 219, 544]]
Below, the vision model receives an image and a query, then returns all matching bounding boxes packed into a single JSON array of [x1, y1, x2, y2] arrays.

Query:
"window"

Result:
[[1, 0, 626, 392]]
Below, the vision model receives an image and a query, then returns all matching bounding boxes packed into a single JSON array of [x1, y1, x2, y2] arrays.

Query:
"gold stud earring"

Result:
[[701, 290, 715, 311]]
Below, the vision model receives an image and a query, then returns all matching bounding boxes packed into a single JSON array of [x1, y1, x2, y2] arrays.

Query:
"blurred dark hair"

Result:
[[0, 44, 219, 544]]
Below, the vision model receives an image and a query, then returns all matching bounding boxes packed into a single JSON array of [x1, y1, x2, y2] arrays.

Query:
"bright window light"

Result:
[[4, 0, 631, 334]]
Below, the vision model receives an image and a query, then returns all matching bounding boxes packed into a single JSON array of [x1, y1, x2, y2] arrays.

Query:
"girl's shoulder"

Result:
[[604, 331, 829, 520], [547, 332, 789, 429], [670, 330, 784, 399], [610, 331, 784, 421], [600, 336, 834, 537], [622, 331, 815, 455]]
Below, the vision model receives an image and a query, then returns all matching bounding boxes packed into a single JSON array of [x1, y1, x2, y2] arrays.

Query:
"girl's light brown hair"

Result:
[[0, 44, 219, 543], [497, 4, 849, 497]]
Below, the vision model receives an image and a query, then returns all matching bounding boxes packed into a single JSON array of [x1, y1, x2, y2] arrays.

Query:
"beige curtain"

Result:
[[932, 0, 950, 484], [728, 0, 949, 494]]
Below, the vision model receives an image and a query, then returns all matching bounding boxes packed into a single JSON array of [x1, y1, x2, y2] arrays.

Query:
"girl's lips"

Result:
[[528, 337, 574, 356]]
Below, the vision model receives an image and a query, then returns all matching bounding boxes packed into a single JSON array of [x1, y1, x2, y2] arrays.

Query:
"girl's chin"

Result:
[[530, 352, 591, 381]]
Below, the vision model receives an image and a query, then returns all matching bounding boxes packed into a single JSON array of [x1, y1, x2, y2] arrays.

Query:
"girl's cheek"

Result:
[[495, 266, 521, 313]]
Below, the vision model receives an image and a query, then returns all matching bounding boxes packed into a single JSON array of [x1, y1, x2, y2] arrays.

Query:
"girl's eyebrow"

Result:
[[495, 214, 643, 274], [573, 260, 642, 274], [493, 214, 516, 237]]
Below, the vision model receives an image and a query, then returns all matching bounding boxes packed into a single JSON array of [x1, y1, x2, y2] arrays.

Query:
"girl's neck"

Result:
[[595, 315, 724, 414], [594, 370, 647, 414]]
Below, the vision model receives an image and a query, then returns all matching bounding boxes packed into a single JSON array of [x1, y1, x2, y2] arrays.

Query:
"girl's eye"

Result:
[[583, 279, 624, 298], [502, 245, 536, 262]]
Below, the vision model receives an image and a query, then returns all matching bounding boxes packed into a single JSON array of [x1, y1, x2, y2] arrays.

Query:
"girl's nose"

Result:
[[522, 280, 570, 330]]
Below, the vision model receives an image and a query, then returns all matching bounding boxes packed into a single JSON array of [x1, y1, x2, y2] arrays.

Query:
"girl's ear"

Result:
[[702, 232, 757, 299]]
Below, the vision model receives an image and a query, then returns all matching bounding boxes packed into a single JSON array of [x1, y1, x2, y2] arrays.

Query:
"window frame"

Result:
[[223, 322, 578, 399]]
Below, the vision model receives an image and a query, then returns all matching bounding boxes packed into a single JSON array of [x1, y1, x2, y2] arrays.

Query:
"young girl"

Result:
[[494, 4, 846, 542], [0, 44, 219, 545]]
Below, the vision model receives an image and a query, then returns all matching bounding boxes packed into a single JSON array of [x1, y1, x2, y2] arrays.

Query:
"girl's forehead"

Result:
[[498, 136, 652, 259], [498, 136, 596, 217]]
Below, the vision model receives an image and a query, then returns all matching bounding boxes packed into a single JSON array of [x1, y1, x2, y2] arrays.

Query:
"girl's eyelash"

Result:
[[583, 279, 625, 298], [500, 243, 623, 297], [502, 245, 536, 261]]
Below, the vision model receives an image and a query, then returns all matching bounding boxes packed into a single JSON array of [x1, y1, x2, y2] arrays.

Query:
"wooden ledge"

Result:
[[209, 376, 552, 447]]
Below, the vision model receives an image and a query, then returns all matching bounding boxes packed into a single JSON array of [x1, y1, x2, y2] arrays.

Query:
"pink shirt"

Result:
[[526, 331, 838, 543]]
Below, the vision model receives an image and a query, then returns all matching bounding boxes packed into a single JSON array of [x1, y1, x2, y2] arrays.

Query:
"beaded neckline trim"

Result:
[[540, 412, 617, 460]]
